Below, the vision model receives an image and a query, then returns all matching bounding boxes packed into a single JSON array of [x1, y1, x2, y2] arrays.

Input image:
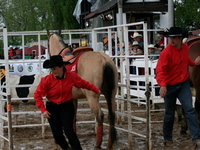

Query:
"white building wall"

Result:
[[160, 13, 169, 29]]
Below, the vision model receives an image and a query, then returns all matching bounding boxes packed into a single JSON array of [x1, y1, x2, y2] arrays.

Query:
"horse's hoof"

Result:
[[194, 140, 200, 150], [195, 145, 200, 150]]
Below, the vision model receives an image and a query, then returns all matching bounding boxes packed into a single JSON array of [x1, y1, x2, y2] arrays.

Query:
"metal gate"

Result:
[[0, 22, 164, 150]]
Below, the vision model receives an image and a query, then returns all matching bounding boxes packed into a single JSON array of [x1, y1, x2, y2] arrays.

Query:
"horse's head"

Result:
[[47, 31, 66, 56]]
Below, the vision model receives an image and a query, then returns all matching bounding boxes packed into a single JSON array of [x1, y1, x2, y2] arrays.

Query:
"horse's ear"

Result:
[[47, 30, 51, 38]]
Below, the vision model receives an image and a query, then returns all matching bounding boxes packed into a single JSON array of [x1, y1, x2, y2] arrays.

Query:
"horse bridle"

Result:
[[58, 47, 67, 55], [48, 33, 72, 56]]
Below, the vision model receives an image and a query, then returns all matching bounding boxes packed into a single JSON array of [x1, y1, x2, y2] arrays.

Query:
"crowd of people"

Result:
[[103, 24, 167, 63], [128, 26, 166, 61], [8, 46, 22, 59]]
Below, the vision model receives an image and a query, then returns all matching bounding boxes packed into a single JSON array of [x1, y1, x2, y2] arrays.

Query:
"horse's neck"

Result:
[[49, 36, 65, 55], [187, 36, 200, 46]]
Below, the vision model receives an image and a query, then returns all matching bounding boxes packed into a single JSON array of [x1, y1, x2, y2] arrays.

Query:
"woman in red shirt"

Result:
[[34, 55, 100, 150]]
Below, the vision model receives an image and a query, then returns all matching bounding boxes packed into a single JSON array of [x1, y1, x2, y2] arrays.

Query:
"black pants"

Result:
[[46, 100, 82, 150]]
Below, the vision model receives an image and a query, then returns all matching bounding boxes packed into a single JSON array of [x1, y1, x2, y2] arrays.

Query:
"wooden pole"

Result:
[[144, 22, 152, 150], [145, 84, 151, 150], [0, 94, 4, 149], [7, 95, 13, 150]]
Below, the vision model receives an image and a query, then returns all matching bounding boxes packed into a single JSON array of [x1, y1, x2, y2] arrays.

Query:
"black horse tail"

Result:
[[101, 62, 117, 142]]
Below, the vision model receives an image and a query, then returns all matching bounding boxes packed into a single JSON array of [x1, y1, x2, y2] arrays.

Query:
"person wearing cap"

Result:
[[34, 55, 100, 150], [130, 41, 140, 55], [103, 35, 116, 56], [156, 27, 200, 148], [148, 44, 159, 60], [131, 32, 144, 50], [135, 24, 143, 41]]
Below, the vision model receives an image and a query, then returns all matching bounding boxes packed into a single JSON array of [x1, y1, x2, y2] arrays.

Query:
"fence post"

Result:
[[7, 95, 13, 150], [0, 94, 4, 149], [143, 22, 152, 150]]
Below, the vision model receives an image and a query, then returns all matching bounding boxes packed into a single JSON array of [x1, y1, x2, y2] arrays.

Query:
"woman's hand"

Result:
[[43, 111, 51, 119], [195, 56, 200, 65], [95, 89, 101, 94]]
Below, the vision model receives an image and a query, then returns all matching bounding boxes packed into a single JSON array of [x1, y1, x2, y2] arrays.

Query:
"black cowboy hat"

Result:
[[43, 55, 69, 68], [165, 27, 183, 37]]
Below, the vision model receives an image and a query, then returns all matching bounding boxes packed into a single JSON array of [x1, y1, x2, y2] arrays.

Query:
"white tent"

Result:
[[73, 0, 104, 23]]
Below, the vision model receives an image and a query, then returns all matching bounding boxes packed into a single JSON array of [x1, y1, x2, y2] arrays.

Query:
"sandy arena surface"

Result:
[[1, 99, 196, 150]]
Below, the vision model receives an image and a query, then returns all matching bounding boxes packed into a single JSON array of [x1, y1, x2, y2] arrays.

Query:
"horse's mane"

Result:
[[52, 33, 66, 47]]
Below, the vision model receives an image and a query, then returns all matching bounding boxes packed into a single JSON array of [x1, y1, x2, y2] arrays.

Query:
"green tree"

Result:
[[1, 0, 79, 31], [0, 0, 79, 48], [3, 0, 49, 31], [0, 0, 7, 28], [49, 0, 79, 30], [0, 0, 52, 47], [64, 0, 79, 29], [174, 0, 200, 30]]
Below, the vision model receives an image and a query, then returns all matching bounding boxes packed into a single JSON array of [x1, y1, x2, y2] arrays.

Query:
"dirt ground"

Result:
[[1, 99, 196, 150]]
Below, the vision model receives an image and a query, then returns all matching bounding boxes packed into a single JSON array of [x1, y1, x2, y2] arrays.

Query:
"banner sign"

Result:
[[0, 60, 49, 76]]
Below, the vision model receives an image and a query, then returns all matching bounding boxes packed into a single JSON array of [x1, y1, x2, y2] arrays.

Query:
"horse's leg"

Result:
[[101, 63, 117, 149], [72, 99, 78, 133], [13, 103, 19, 126], [86, 96, 104, 150], [180, 85, 200, 134], [176, 105, 183, 123], [107, 124, 116, 150], [194, 100, 200, 127], [195, 89, 200, 127], [176, 105, 188, 134], [105, 95, 116, 150]]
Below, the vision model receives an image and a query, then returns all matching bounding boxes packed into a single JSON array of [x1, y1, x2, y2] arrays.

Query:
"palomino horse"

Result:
[[47, 32, 118, 150], [179, 36, 200, 134]]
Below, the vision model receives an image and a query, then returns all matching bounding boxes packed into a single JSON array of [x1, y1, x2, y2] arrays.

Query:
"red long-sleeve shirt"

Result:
[[157, 37, 164, 46], [156, 43, 195, 87], [34, 71, 100, 113]]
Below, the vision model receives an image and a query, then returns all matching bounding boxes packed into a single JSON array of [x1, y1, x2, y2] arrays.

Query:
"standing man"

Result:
[[156, 27, 200, 148]]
